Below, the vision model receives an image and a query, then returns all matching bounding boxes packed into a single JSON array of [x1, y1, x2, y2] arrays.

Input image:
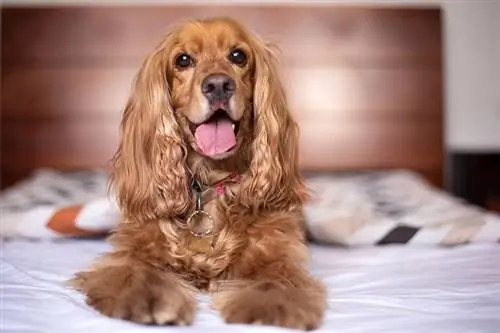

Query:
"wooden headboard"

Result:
[[1, 5, 444, 188]]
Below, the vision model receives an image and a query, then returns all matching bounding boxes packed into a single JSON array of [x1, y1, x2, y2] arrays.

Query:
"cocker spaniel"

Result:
[[71, 17, 326, 330]]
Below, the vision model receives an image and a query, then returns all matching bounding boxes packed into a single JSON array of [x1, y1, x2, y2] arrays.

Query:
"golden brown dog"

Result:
[[71, 17, 326, 330]]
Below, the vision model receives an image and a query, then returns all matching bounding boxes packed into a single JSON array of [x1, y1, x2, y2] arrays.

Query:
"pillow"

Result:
[[305, 170, 500, 246], [1, 168, 499, 245]]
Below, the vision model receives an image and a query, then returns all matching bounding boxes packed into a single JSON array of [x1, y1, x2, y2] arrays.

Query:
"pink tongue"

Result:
[[194, 118, 236, 157]]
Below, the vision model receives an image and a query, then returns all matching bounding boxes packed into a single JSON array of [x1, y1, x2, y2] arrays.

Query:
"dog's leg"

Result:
[[213, 215, 327, 330], [69, 222, 196, 325], [70, 253, 196, 325]]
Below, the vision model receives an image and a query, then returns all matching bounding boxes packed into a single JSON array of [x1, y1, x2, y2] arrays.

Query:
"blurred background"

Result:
[[1, 0, 499, 213]]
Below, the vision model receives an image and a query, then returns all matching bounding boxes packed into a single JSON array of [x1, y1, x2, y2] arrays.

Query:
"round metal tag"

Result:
[[186, 210, 214, 237]]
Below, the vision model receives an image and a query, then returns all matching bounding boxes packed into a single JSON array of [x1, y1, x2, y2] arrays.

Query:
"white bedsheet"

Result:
[[1, 240, 499, 333]]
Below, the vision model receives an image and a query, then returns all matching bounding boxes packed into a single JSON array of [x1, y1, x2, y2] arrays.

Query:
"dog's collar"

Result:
[[186, 173, 241, 239], [190, 172, 241, 204]]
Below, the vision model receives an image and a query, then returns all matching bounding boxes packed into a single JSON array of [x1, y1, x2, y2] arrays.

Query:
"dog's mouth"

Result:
[[189, 109, 240, 158]]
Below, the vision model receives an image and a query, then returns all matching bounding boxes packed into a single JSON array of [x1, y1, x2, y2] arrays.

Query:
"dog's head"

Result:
[[168, 18, 254, 160], [111, 17, 307, 220]]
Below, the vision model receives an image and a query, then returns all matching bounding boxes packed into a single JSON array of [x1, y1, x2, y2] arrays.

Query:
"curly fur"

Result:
[[70, 17, 326, 330]]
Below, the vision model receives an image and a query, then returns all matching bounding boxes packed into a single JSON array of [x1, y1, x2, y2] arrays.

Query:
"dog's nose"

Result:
[[201, 74, 235, 101]]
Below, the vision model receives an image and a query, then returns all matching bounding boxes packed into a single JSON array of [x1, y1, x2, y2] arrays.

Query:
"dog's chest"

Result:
[[174, 192, 239, 284]]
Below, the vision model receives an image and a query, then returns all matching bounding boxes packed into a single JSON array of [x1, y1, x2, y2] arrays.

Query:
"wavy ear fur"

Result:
[[240, 38, 309, 211], [110, 33, 191, 222]]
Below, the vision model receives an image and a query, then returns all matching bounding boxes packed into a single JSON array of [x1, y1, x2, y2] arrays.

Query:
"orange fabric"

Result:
[[47, 205, 109, 237]]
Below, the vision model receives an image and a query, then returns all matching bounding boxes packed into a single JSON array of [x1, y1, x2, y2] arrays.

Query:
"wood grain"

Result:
[[2, 6, 441, 67], [1, 68, 135, 117], [2, 67, 442, 116], [1, 5, 444, 188]]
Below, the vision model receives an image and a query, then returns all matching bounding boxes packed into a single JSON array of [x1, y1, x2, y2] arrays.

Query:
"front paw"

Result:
[[219, 285, 325, 330], [70, 265, 196, 325]]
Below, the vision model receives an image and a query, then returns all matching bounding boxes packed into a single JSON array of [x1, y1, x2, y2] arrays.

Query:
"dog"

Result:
[[70, 17, 326, 330]]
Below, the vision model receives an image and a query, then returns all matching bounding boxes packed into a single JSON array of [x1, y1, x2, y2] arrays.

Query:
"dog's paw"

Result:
[[71, 265, 196, 325], [219, 286, 325, 330]]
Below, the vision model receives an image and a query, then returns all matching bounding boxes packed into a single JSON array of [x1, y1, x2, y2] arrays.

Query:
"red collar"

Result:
[[191, 172, 241, 204]]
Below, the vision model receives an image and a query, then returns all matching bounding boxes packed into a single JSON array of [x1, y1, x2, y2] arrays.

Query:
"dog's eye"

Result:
[[228, 48, 247, 66], [175, 53, 193, 69]]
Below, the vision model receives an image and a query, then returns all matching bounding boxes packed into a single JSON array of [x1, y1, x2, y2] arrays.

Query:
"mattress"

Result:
[[2, 239, 500, 333]]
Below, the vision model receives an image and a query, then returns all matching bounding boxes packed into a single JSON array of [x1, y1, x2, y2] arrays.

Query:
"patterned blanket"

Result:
[[1, 169, 499, 246]]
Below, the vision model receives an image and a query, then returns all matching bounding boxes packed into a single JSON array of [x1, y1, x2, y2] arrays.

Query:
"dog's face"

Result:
[[167, 19, 255, 160]]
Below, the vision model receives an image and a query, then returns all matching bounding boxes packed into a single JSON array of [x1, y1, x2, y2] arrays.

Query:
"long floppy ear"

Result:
[[240, 39, 309, 209], [109, 33, 191, 222]]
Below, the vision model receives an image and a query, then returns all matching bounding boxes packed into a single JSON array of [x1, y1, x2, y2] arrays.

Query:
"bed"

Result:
[[2, 236, 499, 333], [1, 4, 499, 333]]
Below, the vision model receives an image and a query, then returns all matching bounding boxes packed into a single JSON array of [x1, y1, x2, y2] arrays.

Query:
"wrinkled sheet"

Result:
[[1, 240, 499, 333]]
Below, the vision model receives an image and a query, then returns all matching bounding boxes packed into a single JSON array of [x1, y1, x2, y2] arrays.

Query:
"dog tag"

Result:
[[187, 178, 215, 254], [187, 236, 214, 254]]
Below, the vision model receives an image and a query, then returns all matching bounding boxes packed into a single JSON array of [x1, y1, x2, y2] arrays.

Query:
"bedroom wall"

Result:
[[442, 1, 500, 152]]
